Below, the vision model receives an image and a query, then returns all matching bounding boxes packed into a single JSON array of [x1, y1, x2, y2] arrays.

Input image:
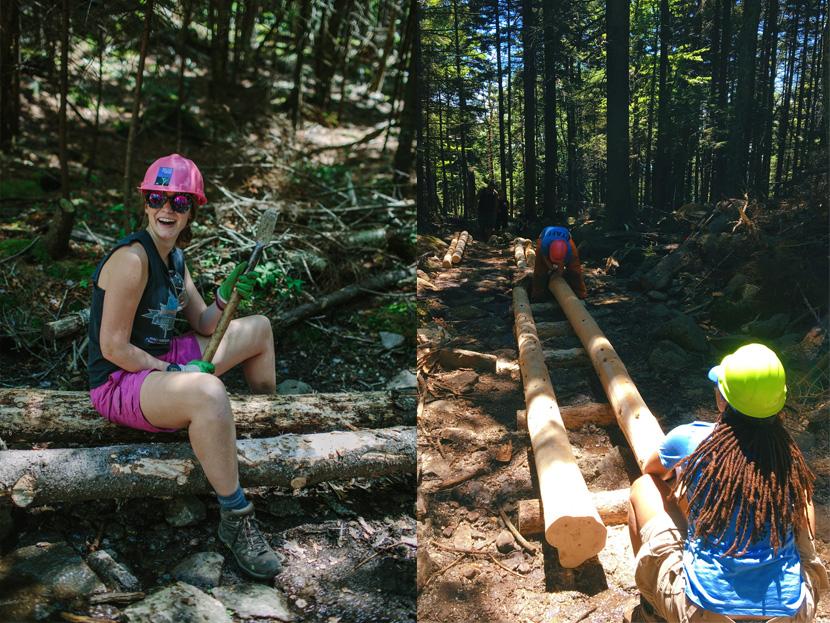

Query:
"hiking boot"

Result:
[[218, 502, 281, 579], [623, 597, 665, 623]]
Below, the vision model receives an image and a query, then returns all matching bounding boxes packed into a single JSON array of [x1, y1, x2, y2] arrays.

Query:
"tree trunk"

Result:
[[566, 56, 578, 217], [506, 0, 515, 215], [175, 0, 193, 154], [0, 388, 415, 446], [644, 5, 658, 206], [87, 27, 105, 181], [725, 0, 761, 196], [210, 0, 231, 97], [541, 0, 558, 220], [452, 0, 471, 219], [369, 2, 399, 93], [495, 1, 508, 202], [287, 0, 312, 130], [710, 0, 731, 200], [438, 98, 450, 217], [0, 427, 416, 507], [606, 0, 632, 227], [314, 0, 353, 107], [521, 0, 537, 222], [0, 0, 21, 151], [121, 0, 154, 218], [393, 0, 417, 180], [653, 0, 671, 211], [755, 0, 778, 197], [44, 0, 74, 260], [774, 5, 801, 193]]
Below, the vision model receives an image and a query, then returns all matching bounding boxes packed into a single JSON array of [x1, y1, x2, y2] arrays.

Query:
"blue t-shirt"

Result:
[[658, 422, 806, 616], [539, 226, 573, 264]]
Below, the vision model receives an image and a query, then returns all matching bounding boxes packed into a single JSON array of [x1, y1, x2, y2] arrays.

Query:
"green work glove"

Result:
[[166, 360, 216, 373], [217, 262, 256, 305]]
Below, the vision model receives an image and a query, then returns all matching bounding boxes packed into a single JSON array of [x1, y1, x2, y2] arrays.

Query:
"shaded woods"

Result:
[[416, 0, 827, 230]]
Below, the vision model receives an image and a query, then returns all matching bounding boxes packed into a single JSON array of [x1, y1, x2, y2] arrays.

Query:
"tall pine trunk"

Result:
[[710, 0, 731, 201], [653, 0, 671, 211], [754, 0, 778, 196], [176, 0, 193, 153], [606, 0, 631, 226], [521, 0, 536, 221], [287, 0, 312, 130], [774, 5, 801, 193], [393, 0, 417, 182], [541, 0, 558, 220], [0, 0, 21, 151], [452, 0, 471, 218], [496, 0, 507, 200], [566, 56, 578, 217], [506, 0, 515, 215]]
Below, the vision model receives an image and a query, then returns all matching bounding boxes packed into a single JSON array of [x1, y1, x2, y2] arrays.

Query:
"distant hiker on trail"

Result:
[[87, 154, 281, 580], [497, 193, 509, 231], [477, 179, 499, 239], [626, 344, 828, 622], [531, 225, 587, 300]]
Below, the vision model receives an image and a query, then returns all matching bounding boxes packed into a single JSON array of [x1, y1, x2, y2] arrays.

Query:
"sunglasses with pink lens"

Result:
[[144, 191, 194, 214]]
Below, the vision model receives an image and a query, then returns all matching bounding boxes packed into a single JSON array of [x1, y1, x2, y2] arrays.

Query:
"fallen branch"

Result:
[[43, 309, 90, 340], [0, 388, 415, 446], [0, 426, 416, 507], [274, 266, 415, 329]]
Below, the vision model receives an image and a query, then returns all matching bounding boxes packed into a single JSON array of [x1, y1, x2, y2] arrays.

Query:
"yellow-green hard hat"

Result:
[[707, 343, 787, 418]]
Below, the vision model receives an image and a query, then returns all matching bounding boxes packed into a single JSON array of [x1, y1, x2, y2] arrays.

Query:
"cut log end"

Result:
[[546, 515, 607, 568]]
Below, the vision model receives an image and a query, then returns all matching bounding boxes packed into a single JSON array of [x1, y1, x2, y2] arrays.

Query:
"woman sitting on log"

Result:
[[626, 343, 828, 622], [87, 154, 281, 579], [530, 226, 587, 300]]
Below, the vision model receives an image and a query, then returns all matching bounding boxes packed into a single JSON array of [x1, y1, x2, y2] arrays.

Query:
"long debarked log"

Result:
[[0, 426, 416, 507], [517, 489, 629, 535], [513, 284, 606, 567], [451, 231, 470, 264], [442, 232, 461, 268], [548, 276, 665, 470], [516, 402, 615, 431], [274, 266, 415, 329], [513, 238, 528, 269], [0, 389, 415, 445]]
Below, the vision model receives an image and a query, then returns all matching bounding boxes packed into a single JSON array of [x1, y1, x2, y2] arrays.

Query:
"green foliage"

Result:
[[0, 178, 43, 200], [251, 261, 304, 299], [0, 238, 34, 258], [362, 299, 416, 338]]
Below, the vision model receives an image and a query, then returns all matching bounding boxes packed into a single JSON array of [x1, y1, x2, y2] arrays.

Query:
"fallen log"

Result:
[[513, 284, 606, 567], [0, 388, 415, 446], [442, 232, 461, 268], [43, 309, 90, 340], [543, 347, 589, 367], [451, 231, 470, 264], [548, 276, 665, 470], [524, 239, 536, 265], [513, 238, 528, 269], [516, 402, 615, 431], [274, 266, 415, 330], [0, 426, 416, 507], [517, 489, 629, 535], [536, 320, 572, 338], [436, 348, 518, 375]]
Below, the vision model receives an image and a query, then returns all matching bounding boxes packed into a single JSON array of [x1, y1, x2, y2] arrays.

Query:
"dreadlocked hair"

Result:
[[673, 406, 814, 557]]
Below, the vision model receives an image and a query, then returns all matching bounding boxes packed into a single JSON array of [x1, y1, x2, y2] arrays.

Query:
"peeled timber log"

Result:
[[274, 266, 415, 330], [0, 426, 416, 507], [513, 284, 606, 567], [43, 309, 90, 339], [436, 348, 518, 375], [548, 276, 665, 470], [524, 239, 536, 265], [442, 232, 461, 268], [543, 347, 589, 367], [516, 402, 615, 431], [451, 231, 470, 264], [517, 489, 629, 535], [513, 238, 528, 269], [0, 388, 415, 445]]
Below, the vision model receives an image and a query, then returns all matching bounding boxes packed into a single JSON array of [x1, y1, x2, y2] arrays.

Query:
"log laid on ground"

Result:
[[548, 276, 665, 470], [274, 265, 415, 330], [516, 402, 615, 431], [524, 239, 536, 265], [451, 231, 470, 264], [513, 238, 528, 269], [436, 348, 518, 375], [536, 320, 573, 338], [543, 347, 589, 367], [43, 309, 91, 339], [0, 426, 416, 507], [513, 284, 606, 567], [0, 388, 416, 445], [442, 232, 461, 268], [517, 489, 629, 535]]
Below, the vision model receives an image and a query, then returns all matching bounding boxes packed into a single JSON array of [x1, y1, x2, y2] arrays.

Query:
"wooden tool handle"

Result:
[[203, 289, 241, 363]]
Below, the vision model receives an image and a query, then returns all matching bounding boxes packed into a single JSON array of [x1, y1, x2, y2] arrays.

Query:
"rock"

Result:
[[495, 529, 515, 553], [277, 379, 313, 394], [387, 369, 417, 389], [295, 598, 307, 609], [379, 331, 405, 349], [453, 305, 486, 320], [467, 510, 480, 523], [646, 289, 667, 301], [462, 564, 479, 579], [649, 340, 691, 372], [518, 562, 531, 574], [0, 542, 106, 621], [742, 313, 790, 339], [442, 524, 455, 538], [164, 496, 207, 527], [418, 323, 450, 345], [86, 549, 141, 592], [171, 552, 225, 590], [436, 369, 479, 394], [723, 273, 749, 298], [454, 523, 473, 550], [211, 584, 294, 621], [124, 582, 231, 623], [654, 313, 709, 353]]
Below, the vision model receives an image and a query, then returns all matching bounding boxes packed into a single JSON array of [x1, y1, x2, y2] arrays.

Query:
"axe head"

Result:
[[254, 208, 279, 245]]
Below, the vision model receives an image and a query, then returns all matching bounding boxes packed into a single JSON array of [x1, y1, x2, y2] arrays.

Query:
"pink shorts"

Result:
[[89, 333, 203, 433]]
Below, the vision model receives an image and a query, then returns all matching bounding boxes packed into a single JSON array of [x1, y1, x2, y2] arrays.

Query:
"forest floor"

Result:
[[415, 216, 829, 622], [0, 77, 415, 621]]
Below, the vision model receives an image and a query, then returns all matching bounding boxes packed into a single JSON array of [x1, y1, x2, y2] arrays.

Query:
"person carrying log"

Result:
[[477, 179, 499, 240], [626, 344, 828, 622], [530, 226, 587, 300], [86, 154, 281, 580]]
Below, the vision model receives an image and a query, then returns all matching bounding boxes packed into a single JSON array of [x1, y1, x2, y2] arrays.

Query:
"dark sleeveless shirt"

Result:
[[87, 230, 187, 389]]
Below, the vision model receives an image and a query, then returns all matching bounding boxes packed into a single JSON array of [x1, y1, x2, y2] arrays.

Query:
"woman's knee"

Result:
[[190, 375, 232, 421]]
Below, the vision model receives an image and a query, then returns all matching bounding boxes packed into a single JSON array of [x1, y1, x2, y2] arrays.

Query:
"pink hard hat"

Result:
[[138, 154, 207, 205]]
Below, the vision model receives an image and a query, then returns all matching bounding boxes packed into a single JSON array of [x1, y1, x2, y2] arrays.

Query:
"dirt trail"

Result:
[[416, 236, 830, 622]]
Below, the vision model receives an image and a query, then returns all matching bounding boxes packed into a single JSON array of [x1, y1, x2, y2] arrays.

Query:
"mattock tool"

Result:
[[203, 207, 278, 362]]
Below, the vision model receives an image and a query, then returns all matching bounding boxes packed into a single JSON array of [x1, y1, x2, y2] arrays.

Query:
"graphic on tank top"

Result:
[[141, 269, 187, 343]]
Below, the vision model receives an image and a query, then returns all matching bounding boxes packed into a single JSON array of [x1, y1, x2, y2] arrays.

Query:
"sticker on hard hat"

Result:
[[154, 167, 173, 186]]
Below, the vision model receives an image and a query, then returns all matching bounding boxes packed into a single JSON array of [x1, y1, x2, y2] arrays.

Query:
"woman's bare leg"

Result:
[[628, 474, 686, 555], [195, 315, 275, 393], [140, 371, 239, 496]]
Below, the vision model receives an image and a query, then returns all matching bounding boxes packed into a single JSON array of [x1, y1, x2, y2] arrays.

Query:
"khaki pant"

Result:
[[634, 513, 829, 623]]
